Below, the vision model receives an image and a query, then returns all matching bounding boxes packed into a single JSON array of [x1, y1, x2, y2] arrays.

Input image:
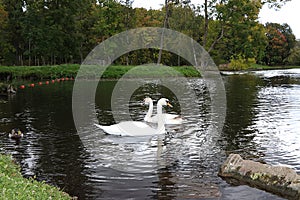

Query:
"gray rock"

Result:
[[219, 154, 300, 200]]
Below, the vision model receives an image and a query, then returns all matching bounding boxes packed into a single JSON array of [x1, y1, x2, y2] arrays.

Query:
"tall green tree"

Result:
[[0, 0, 13, 64], [214, 0, 267, 64], [2, 0, 25, 65], [198, 0, 291, 52], [0, 0, 295, 66], [21, 0, 94, 65], [287, 40, 300, 65]]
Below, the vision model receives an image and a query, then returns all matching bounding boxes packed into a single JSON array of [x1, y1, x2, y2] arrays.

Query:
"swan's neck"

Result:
[[144, 101, 153, 121], [157, 104, 165, 133]]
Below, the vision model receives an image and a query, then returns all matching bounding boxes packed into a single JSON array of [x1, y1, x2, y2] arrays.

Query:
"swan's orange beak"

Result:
[[167, 102, 173, 108]]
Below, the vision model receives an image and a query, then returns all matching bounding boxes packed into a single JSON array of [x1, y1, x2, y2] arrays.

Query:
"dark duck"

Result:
[[9, 128, 23, 139]]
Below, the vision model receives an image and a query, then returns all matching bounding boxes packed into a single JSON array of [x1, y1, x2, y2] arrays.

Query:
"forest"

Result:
[[0, 0, 299, 69]]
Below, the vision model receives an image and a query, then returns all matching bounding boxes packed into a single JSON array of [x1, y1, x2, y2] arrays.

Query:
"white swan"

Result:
[[95, 98, 172, 136], [143, 97, 183, 125]]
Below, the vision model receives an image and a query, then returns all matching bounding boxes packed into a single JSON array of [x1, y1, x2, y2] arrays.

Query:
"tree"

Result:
[[214, 0, 267, 65], [0, 0, 294, 66], [168, 3, 202, 40], [157, 0, 171, 64], [133, 8, 163, 27], [0, 0, 13, 64], [287, 40, 300, 65], [20, 0, 94, 65], [91, 1, 126, 43], [263, 23, 296, 65], [157, 0, 191, 64], [2, 0, 25, 65], [198, 0, 291, 52], [261, 0, 291, 9]]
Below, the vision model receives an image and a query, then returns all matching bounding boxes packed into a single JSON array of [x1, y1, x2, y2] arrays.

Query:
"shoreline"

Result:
[[219, 64, 300, 72], [0, 153, 74, 199], [0, 65, 201, 82], [1, 64, 299, 86]]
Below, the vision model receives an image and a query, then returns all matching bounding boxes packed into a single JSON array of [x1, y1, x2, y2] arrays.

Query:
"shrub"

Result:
[[228, 54, 256, 70]]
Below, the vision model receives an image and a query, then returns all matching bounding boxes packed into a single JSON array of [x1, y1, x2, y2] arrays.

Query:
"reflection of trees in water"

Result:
[[222, 75, 262, 158], [223, 73, 300, 162], [154, 161, 221, 199], [154, 165, 178, 199]]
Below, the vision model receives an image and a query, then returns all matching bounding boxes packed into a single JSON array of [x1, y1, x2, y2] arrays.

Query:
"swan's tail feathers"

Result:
[[94, 123, 103, 128], [94, 123, 122, 135], [174, 115, 182, 120], [94, 123, 107, 131]]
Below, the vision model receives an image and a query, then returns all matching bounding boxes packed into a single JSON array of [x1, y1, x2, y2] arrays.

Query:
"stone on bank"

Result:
[[218, 154, 300, 200]]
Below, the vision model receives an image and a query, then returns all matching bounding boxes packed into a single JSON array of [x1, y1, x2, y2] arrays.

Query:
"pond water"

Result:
[[1, 69, 300, 199]]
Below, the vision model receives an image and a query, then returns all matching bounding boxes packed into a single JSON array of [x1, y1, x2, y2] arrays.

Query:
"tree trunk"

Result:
[[28, 39, 31, 66], [157, 0, 169, 65], [208, 26, 224, 53], [203, 0, 208, 48], [203, 0, 224, 53]]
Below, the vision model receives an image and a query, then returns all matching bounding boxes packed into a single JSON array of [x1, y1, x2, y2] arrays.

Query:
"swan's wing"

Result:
[[149, 114, 182, 124], [165, 118, 183, 125], [151, 114, 180, 121], [95, 123, 122, 135], [95, 122, 158, 136], [131, 121, 150, 128], [165, 113, 180, 120], [118, 121, 158, 136]]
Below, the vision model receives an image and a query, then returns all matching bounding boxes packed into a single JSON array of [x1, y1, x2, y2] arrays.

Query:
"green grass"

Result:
[[0, 64, 79, 80], [1, 64, 300, 81], [101, 65, 201, 78], [219, 63, 300, 71], [249, 64, 300, 70], [0, 154, 73, 199], [0, 65, 201, 81]]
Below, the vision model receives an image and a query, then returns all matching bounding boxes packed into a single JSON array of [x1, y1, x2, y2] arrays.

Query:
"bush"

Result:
[[228, 55, 256, 70]]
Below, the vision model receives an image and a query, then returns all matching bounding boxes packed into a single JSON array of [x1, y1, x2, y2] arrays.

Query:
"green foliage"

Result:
[[216, 0, 267, 63], [168, 3, 203, 41], [0, 154, 72, 199], [287, 40, 300, 65], [0, 65, 201, 80], [0, 64, 79, 80], [228, 54, 256, 70], [0, 2, 11, 64], [91, 65, 200, 78], [173, 66, 201, 77], [263, 23, 296, 66], [0, 0, 297, 67]]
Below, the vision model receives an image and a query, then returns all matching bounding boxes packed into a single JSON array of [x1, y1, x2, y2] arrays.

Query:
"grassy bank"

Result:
[[1, 64, 299, 81], [249, 64, 300, 70], [0, 154, 73, 199], [219, 63, 300, 71], [0, 65, 201, 81], [100, 65, 201, 79], [0, 64, 79, 81]]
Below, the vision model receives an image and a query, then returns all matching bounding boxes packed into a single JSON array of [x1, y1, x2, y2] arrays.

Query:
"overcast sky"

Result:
[[132, 0, 300, 39]]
